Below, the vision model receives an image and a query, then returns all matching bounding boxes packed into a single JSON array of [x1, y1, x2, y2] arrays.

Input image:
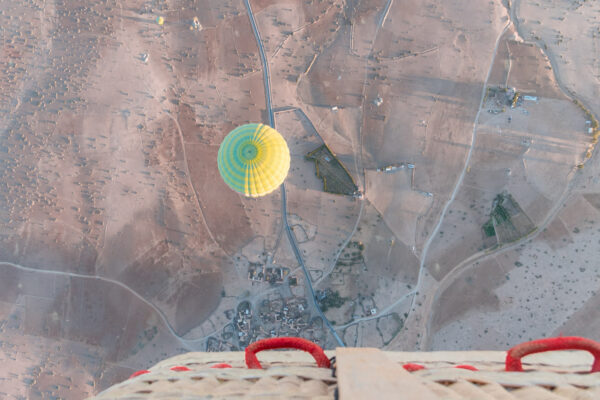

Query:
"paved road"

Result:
[[244, 0, 345, 347], [377, 0, 394, 29], [244, 0, 274, 128], [271, 107, 365, 290], [280, 186, 345, 346]]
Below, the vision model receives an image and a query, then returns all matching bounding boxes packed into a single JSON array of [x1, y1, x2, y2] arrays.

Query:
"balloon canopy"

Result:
[[217, 123, 290, 197]]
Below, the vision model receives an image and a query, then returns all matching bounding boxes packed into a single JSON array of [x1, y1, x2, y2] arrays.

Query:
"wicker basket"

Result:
[[91, 350, 337, 399], [91, 338, 600, 399], [341, 348, 600, 400]]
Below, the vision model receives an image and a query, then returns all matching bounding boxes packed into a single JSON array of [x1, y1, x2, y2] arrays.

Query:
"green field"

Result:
[[481, 193, 536, 243], [306, 145, 358, 196]]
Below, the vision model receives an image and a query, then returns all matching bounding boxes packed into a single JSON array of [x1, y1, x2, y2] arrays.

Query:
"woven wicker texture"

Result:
[[91, 349, 600, 399], [92, 351, 336, 399], [356, 349, 600, 400]]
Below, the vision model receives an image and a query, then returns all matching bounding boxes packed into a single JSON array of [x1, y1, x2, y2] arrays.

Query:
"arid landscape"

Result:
[[1, 0, 599, 398]]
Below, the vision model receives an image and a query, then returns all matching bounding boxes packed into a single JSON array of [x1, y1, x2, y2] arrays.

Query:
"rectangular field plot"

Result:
[[305, 145, 358, 196]]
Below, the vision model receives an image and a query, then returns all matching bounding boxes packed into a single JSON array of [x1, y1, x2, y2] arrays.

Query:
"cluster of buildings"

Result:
[[233, 301, 253, 346], [208, 295, 326, 352], [247, 263, 291, 284], [376, 162, 415, 173], [205, 336, 239, 352], [257, 296, 311, 338], [486, 86, 539, 114], [374, 162, 432, 196]]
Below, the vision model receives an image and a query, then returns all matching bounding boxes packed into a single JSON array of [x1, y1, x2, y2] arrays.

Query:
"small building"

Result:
[[192, 16, 202, 30], [506, 87, 516, 101], [523, 95, 538, 102], [373, 96, 383, 107], [376, 163, 414, 172], [380, 164, 403, 172]]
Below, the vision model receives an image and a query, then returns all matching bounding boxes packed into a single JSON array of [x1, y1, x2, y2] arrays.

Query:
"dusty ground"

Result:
[[516, 0, 600, 119], [428, 192, 600, 349], [2, 0, 600, 396], [362, 0, 509, 257], [258, 0, 515, 351], [0, 0, 297, 395], [316, 201, 418, 327], [423, 30, 589, 281], [413, 0, 600, 352], [366, 168, 432, 249], [0, 262, 186, 399]]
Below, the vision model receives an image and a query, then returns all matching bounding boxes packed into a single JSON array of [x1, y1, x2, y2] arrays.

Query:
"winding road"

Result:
[[418, 0, 600, 349], [165, 112, 223, 255], [0, 261, 222, 350], [244, 0, 345, 347], [405, 17, 513, 334]]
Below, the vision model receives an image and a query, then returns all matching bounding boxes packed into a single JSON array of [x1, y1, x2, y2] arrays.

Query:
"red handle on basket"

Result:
[[245, 337, 330, 369], [506, 336, 600, 372]]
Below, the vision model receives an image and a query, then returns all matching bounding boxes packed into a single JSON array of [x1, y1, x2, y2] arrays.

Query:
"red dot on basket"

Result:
[[129, 370, 150, 379], [210, 363, 232, 369], [170, 366, 191, 372], [403, 363, 425, 372], [455, 365, 478, 371]]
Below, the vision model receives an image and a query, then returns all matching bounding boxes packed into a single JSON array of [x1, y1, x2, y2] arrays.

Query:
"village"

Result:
[[207, 294, 326, 351]]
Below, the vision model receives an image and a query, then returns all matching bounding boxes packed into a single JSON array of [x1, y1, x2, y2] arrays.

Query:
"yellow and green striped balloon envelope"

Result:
[[217, 123, 290, 197]]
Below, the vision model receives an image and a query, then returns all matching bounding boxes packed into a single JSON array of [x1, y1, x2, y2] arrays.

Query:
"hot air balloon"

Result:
[[218, 123, 290, 198]]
